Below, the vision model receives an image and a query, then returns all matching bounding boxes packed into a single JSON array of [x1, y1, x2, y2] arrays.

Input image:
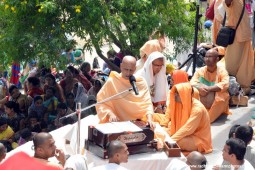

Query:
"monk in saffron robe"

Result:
[[153, 69, 199, 123], [224, 0, 255, 94], [190, 49, 230, 123], [96, 56, 154, 125], [171, 70, 189, 86], [136, 35, 165, 72], [153, 83, 212, 153]]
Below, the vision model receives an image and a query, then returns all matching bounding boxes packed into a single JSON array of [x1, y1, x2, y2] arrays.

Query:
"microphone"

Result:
[[129, 75, 139, 95]]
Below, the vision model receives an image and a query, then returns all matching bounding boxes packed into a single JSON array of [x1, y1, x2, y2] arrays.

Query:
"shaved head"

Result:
[[120, 56, 137, 79], [107, 140, 129, 164], [206, 49, 219, 57], [122, 56, 136, 66], [33, 132, 57, 160], [33, 132, 53, 150], [186, 151, 207, 169], [107, 140, 126, 158], [204, 49, 219, 67]]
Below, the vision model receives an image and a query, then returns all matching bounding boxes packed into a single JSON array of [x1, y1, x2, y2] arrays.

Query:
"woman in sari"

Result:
[[41, 87, 58, 124], [68, 65, 92, 92], [60, 69, 79, 96], [26, 77, 44, 98], [73, 82, 88, 118], [44, 73, 65, 103], [136, 51, 168, 113], [28, 95, 47, 121]]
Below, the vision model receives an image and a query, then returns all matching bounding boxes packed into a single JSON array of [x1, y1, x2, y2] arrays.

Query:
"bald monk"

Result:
[[190, 49, 230, 123], [166, 151, 207, 170], [186, 151, 207, 170], [33, 132, 65, 169], [153, 83, 212, 153], [92, 140, 129, 170], [96, 56, 154, 126]]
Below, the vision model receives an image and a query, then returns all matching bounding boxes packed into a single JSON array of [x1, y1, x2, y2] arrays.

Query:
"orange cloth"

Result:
[[136, 39, 164, 73], [171, 70, 189, 85], [224, 0, 255, 87], [190, 66, 231, 123], [0, 152, 62, 170], [153, 81, 199, 127], [170, 70, 199, 99], [96, 71, 154, 123], [139, 39, 163, 58], [169, 83, 212, 154], [212, 0, 224, 44], [153, 83, 212, 153]]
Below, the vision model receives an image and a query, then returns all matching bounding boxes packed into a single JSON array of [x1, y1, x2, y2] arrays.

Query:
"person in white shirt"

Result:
[[64, 154, 88, 170], [92, 140, 129, 170], [215, 138, 254, 170], [220, 125, 255, 169]]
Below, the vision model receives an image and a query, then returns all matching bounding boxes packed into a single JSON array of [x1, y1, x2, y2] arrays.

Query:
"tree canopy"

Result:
[[0, 0, 196, 71]]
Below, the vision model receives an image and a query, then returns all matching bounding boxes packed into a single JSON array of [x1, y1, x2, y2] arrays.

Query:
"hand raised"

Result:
[[55, 149, 65, 166]]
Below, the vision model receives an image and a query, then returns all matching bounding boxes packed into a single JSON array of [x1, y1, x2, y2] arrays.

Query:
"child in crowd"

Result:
[[4, 101, 25, 133], [28, 96, 47, 121], [54, 103, 76, 129], [18, 128, 33, 146], [66, 93, 76, 112], [27, 113, 47, 133]]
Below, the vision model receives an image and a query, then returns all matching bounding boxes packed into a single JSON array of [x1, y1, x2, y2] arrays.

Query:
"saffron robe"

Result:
[[190, 66, 231, 123], [96, 71, 154, 123], [153, 83, 212, 153]]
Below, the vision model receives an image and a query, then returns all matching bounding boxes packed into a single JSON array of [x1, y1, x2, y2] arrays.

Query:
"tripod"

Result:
[[178, 4, 204, 75]]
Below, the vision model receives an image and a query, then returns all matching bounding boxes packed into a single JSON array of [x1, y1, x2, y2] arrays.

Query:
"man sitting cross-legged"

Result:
[[190, 48, 230, 123], [96, 56, 154, 126]]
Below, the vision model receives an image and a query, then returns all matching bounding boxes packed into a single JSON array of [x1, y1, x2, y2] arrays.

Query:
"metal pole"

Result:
[[192, 4, 200, 75], [76, 102, 81, 154]]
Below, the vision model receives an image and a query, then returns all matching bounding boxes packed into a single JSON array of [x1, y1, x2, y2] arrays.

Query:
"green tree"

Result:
[[0, 0, 196, 72]]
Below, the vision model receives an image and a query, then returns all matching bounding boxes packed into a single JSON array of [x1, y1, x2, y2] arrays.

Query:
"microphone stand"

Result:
[[61, 87, 133, 119], [60, 87, 133, 154]]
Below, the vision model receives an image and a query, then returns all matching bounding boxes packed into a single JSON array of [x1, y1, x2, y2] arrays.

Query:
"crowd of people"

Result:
[[0, 59, 107, 153]]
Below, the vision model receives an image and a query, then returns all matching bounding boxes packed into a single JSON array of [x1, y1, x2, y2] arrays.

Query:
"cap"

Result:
[[204, 20, 212, 29], [74, 50, 82, 57]]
